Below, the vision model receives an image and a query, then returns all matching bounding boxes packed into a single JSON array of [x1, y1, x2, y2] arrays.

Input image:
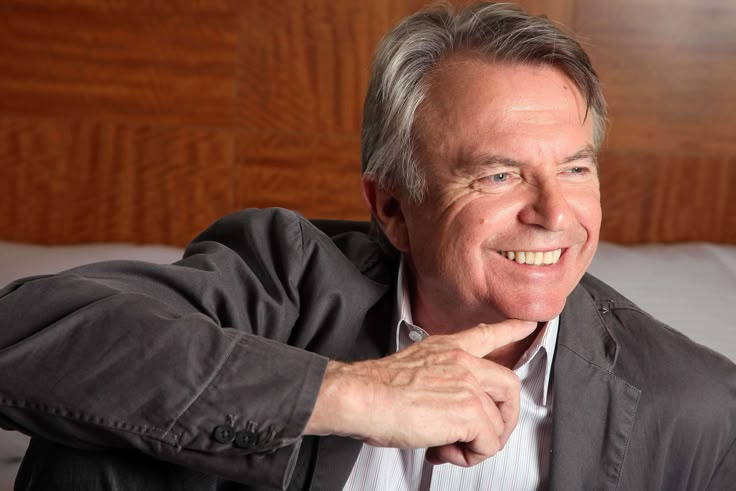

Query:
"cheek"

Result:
[[448, 212, 494, 251], [442, 218, 499, 278], [587, 202, 602, 235], [455, 194, 519, 228], [571, 191, 602, 272], [571, 187, 602, 232]]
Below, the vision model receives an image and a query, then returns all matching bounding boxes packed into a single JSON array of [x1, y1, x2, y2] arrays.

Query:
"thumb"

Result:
[[449, 319, 538, 358]]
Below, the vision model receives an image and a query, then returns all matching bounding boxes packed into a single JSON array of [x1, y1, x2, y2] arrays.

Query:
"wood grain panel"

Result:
[[0, 118, 235, 245], [237, 0, 427, 135], [574, 0, 736, 243], [516, 0, 575, 25], [0, 0, 734, 244], [600, 152, 736, 244], [0, 1, 238, 126], [576, 0, 736, 155], [236, 131, 367, 220], [236, 0, 574, 136], [234, 0, 576, 223]]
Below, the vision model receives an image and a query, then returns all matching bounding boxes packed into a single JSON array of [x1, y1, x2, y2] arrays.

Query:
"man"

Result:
[[1, 2, 734, 490]]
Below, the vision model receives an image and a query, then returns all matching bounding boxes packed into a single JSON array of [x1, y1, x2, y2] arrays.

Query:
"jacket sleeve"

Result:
[[706, 434, 736, 490], [0, 208, 339, 488]]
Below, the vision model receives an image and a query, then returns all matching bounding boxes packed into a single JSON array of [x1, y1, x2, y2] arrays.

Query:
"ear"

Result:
[[362, 178, 410, 252]]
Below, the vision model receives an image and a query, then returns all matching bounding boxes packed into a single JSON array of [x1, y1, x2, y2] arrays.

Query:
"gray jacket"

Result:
[[1, 208, 734, 490]]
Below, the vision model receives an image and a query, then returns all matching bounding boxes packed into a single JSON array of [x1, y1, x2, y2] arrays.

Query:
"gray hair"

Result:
[[361, 1, 607, 204]]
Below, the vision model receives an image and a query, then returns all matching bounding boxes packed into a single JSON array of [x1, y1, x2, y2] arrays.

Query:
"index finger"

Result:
[[448, 319, 538, 358]]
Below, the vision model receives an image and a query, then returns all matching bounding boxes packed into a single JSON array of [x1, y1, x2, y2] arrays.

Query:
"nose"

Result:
[[518, 178, 575, 231]]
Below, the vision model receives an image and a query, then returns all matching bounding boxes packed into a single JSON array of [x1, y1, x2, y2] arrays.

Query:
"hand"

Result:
[[305, 319, 538, 467]]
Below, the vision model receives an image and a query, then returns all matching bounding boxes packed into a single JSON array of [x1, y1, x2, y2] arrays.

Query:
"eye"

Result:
[[564, 166, 592, 176], [472, 170, 518, 193], [488, 172, 509, 183]]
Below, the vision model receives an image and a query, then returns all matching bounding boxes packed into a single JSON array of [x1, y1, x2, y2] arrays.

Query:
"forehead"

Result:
[[414, 56, 593, 168]]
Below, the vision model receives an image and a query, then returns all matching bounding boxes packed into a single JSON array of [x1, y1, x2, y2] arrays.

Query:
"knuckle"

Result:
[[435, 347, 469, 365], [447, 348, 466, 361], [485, 320, 509, 336], [496, 368, 521, 398], [472, 433, 502, 461], [466, 392, 485, 410], [455, 388, 486, 417], [508, 371, 521, 391], [457, 369, 477, 386]]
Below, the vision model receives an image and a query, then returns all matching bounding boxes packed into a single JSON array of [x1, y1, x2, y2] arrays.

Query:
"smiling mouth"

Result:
[[497, 249, 563, 266]]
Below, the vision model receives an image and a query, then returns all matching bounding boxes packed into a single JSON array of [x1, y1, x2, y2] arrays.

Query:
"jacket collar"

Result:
[[557, 278, 620, 371]]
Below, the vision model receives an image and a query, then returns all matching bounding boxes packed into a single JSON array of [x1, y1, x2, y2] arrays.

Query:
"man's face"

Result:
[[384, 57, 601, 332]]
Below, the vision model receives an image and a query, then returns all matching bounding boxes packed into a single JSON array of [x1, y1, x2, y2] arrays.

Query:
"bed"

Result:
[[0, 0, 735, 489]]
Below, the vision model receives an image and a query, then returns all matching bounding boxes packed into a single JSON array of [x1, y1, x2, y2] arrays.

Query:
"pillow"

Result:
[[0, 241, 184, 288]]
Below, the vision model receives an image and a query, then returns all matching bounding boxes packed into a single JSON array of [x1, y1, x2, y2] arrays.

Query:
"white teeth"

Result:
[[499, 248, 563, 266]]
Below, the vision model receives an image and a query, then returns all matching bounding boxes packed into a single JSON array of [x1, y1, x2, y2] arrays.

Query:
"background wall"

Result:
[[0, 0, 734, 245]]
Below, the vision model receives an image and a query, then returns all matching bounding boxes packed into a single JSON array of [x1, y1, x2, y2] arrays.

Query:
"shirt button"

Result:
[[408, 330, 424, 342], [235, 430, 258, 449], [212, 424, 236, 444]]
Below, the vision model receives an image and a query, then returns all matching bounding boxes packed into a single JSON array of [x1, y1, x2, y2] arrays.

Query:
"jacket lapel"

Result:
[[306, 271, 397, 491], [548, 284, 641, 491]]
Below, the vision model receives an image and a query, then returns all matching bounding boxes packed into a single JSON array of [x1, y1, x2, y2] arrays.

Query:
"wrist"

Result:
[[304, 360, 361, 437]]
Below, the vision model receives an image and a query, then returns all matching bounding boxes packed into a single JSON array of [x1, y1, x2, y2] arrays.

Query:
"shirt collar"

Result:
[[518, 315, 558, 405], [393, 256, 559, 406]]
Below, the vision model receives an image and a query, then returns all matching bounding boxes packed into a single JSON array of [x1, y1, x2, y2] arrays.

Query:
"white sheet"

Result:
[[0, 240, 734, 489]]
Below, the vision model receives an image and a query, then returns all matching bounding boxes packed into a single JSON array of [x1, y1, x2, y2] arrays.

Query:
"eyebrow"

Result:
[[562, 145, 599, 167], [458, 144, 599, 176]]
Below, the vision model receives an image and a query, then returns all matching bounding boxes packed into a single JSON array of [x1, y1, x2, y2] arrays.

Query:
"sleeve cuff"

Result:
[[167, 330, 328, 487]]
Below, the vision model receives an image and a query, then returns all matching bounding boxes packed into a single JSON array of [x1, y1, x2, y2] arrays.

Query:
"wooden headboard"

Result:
[[1, 0, 734, 246]]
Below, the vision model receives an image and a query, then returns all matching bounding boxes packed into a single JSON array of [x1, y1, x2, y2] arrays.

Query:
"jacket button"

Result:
[[212, 424, 236, 444], [235, 430, 258, 449]]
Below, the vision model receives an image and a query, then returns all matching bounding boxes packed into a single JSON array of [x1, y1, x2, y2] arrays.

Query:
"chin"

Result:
[[499, 297, 567, 323]]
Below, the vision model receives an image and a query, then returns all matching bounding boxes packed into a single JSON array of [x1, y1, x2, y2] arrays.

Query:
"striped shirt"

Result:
[[343, 259, 559, 490]]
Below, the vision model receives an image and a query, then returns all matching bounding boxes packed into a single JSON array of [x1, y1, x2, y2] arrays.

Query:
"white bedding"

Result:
[[0, 240, 734, 489]]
